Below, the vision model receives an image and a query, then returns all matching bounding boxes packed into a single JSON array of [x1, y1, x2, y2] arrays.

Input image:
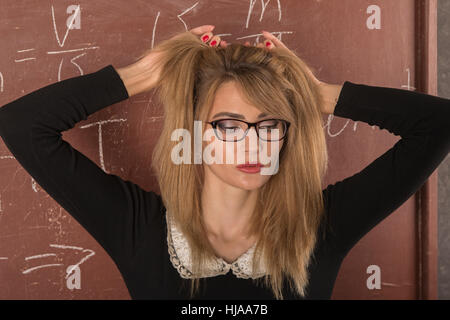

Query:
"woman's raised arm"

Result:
[[323, 80, 450, 257], [0, 65, 163, 271]]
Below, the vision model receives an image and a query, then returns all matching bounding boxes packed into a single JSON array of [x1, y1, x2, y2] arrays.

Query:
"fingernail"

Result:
[[265, 41, 271, 47], [202, 35, 209, 42], [210, 40, 217, 46]]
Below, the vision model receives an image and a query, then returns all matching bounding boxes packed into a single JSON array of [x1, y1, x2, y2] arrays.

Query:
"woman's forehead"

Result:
[[209, 82, 262, 119]]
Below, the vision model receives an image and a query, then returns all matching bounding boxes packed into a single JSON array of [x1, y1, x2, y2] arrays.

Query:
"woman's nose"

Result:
[[244, 127, 259, 151]]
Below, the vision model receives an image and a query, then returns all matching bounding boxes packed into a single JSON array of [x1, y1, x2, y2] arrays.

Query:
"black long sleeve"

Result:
[[324, 81, 450, 257], [0, 65, 449, 299], [0, 65, 163, 273]]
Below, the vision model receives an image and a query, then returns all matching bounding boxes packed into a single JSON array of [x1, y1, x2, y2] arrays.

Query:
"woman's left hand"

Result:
[[258, 31, 342, 115], [258, 31, 323, 87]]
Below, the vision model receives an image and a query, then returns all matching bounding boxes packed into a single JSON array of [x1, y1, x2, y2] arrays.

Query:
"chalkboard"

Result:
[[0, 0, 438, 299]]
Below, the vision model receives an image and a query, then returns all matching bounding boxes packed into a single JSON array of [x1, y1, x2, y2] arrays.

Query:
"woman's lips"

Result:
[[236, 162, 262, 168], [236, 163, 264, 173]]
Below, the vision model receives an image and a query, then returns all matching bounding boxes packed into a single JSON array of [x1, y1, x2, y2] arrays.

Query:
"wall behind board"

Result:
[[437, 0, 450, 300], [0, 0, 440, 299]]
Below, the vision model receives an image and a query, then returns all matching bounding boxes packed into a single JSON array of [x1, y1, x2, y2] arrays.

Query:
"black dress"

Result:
[[0, 65, 448, 299]]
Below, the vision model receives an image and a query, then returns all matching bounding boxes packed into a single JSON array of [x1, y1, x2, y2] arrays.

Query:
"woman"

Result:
[[0, 25, 448, 300]]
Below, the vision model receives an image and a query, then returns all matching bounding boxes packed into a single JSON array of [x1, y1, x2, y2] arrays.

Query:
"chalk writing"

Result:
[[245, 0, 282, 29], [21, 243, 95, 290], [177, 2, 199, 31], [79, 118, 127, 173], [401, 68, 416, 91]]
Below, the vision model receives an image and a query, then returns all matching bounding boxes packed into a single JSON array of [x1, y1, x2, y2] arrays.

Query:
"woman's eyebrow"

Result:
[[212, 112, 268, 119]]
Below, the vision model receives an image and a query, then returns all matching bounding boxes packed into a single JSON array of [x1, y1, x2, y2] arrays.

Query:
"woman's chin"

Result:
[[232, 175, 270, 190]]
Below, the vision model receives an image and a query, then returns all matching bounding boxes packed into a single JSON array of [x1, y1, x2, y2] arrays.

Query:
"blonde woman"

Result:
[[0, 25, 448, 300]]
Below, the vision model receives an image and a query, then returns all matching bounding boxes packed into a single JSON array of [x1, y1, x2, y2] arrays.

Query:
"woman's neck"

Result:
[[201, 173, 258, 243]]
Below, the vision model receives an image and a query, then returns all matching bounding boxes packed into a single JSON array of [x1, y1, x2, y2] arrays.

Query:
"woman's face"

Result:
[[202, 81, 285, 191]]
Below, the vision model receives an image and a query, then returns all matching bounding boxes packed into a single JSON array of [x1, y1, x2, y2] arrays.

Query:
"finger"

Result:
[[263, 40, 274, 49], [244, 41, 251, 46], [200, 32, 213, 44], [261, 30, 288, 49], [256, 42, 264, 48], [209, 35, 221, 47], [219, 40, 228, 48], [189, 25, 215, 35]]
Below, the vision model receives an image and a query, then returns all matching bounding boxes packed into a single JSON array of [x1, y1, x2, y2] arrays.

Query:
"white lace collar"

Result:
[[165, 209, 267, 279]]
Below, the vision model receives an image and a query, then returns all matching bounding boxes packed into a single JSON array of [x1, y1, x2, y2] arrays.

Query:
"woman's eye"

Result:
[[217, 120, 242, 131], [259, 121, 279, 130], [220, 126, 239, 131]]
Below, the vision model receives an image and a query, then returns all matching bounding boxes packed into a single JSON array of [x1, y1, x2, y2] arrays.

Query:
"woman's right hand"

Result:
[[115, 45, 165, 97], [116, 25, 226, 97]]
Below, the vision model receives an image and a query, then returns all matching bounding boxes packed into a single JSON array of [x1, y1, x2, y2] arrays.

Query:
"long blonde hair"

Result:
[[145, 30, 328, 299]]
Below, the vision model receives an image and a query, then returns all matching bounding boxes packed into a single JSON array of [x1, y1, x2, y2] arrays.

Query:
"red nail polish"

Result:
[[265, 41, 271, 47], [210, 40, 217, 46], [202, 35, 209, 42]]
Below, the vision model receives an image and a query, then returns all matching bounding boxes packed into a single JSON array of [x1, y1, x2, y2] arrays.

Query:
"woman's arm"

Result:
[[0, 65, 162, 270], [116, 59, 156, 97], [323, 80, 450, 257], [318, 82, 344, 115]]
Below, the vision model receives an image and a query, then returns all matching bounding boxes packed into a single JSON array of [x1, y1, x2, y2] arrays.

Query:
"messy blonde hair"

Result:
[[145, 30, 328, 299]]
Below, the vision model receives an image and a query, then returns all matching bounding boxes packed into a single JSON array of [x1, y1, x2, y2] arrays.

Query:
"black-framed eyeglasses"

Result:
[[205, 118, 291, 142]]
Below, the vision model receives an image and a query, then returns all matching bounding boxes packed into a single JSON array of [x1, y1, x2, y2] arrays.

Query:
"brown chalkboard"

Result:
[[0, 0, 438, 299]]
